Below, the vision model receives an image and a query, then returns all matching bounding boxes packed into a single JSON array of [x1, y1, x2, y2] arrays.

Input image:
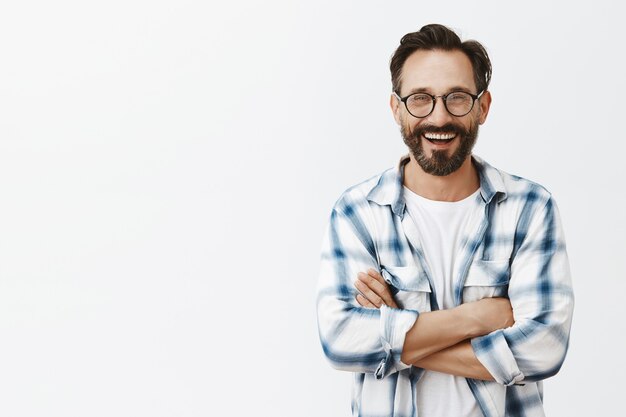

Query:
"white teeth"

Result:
[[424, 132, 456, 140]]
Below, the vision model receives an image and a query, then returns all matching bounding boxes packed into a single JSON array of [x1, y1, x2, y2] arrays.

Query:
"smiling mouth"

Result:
[[423, 132, 457, 144]]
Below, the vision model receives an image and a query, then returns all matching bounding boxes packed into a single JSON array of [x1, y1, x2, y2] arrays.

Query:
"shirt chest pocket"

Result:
[[462, 259, 511, 303], [381, 265, 432, 312]]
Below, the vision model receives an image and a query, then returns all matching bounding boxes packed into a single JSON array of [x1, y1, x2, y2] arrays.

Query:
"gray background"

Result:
[[0, 0, 623, 415]]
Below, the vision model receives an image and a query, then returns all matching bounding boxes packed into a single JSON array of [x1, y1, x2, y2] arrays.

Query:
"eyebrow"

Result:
[[405, 86, 475, 95]]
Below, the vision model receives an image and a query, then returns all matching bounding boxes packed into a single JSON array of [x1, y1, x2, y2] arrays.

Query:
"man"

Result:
[[316, 24, 574, 417]]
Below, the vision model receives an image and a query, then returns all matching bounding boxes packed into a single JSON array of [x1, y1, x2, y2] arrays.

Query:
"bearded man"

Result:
[[316, 24, 574, 417]]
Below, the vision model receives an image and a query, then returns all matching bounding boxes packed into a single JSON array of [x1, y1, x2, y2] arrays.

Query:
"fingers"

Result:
[[356, 293, 376, 308], [354, 270, 398, 309], [472, 297, 515, 332], [363, 270, 398, 308], [355, 279, 384, 308], [366, 268, 388, 287]]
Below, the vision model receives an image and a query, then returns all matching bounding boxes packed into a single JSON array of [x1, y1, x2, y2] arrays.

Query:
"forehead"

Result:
[[399, 49, 476, 94]]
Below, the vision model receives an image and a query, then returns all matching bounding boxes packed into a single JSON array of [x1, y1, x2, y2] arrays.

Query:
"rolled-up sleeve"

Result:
[[471, 196, 574, 385], [316, 203, 418, 379]]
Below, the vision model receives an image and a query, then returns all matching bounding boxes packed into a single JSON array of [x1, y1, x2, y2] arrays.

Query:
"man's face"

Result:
[[391, 49, 491, 176]]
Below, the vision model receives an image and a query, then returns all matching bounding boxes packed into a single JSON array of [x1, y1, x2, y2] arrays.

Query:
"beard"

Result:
[[401, 120, 479, 176]]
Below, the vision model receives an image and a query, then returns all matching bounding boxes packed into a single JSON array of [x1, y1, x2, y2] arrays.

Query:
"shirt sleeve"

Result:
[[471, 196, 575, 385], [316, 203, 419, 379]]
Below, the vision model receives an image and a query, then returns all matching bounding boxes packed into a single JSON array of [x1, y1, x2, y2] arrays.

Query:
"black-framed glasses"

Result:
[[394, 90, 484, 118]]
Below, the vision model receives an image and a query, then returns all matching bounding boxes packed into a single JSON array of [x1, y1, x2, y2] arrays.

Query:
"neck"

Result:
[[403, 155, 480, 202]]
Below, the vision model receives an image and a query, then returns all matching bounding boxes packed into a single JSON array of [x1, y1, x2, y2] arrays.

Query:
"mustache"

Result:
[[411, 123, 466, 138]]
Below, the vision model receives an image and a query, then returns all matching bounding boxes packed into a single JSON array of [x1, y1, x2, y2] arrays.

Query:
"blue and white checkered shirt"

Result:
[[316, 155, 574, 417]]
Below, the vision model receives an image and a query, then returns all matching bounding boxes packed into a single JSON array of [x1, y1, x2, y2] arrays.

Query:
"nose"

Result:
[[426, 96, 454, 126]]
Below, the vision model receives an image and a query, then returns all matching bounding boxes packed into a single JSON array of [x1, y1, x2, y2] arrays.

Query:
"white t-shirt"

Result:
[[403, 186, 483, 417]]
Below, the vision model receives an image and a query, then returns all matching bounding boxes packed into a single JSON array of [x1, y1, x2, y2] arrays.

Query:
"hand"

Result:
[[354, 268, 398, 309], [460, 297, 515, 336]]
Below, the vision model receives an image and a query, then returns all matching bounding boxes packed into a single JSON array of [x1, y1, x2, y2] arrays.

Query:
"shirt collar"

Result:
[[366, 154, 508, 218]]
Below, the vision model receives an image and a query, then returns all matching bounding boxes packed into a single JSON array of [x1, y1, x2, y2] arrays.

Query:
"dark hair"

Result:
[[390, 24, 492, 95]]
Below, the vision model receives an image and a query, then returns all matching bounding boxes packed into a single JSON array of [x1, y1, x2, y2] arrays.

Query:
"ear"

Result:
[[390, 93, 402, 125], [477, 90, 492, 125]]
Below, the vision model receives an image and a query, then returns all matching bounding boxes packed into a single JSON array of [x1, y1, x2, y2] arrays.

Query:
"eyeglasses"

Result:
[[394, 90, 484, 118]]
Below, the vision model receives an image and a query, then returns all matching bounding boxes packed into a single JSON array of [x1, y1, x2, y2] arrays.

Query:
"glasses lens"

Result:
[[405, 94, 434, 117], [445, 92, 474, 116]]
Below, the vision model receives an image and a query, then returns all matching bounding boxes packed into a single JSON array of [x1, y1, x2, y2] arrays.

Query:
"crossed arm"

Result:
[[355, 269, 514, 381], [318, 199, 573, 384]]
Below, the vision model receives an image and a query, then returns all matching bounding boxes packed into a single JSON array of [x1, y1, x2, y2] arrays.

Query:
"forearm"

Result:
[[413, 340, 494, 381], [401, 308, 471, 364], [400, 302, 487, 365]]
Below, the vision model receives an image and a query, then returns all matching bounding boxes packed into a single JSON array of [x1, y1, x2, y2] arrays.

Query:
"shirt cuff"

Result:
[[375, 305, 419, 380], [471, 330, 525, 386]]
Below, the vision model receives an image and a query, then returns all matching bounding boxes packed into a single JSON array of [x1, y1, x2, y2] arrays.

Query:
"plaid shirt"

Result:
[[316, 155, 574, 417]]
